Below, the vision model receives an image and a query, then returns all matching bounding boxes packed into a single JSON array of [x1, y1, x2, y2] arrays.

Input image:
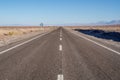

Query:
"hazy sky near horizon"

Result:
[[0, 0, 120, 25]]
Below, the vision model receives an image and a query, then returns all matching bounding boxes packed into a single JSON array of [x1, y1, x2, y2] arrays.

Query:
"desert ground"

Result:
[[0, 26, 55, 47], [66, 25, 120, 49], [66, 25, 120, 32]]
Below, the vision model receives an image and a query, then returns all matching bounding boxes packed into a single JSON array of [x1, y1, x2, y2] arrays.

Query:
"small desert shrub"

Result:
[[8, 32, 14, 36], [3, 33, 8, 36], [23, 32, 27, 34], [30, 30, 33, 32]]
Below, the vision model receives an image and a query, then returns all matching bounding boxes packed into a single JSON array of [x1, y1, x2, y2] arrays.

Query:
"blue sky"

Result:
[[0, 0, 120, 25]]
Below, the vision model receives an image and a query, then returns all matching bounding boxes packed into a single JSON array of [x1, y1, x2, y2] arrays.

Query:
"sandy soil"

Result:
[[0, 26, 54, 47], [67, 25, 120, 32]]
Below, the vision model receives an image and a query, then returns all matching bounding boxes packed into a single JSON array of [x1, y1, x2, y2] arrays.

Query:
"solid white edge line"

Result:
[[59, 45, 62, 51], [0, 33, 47, 54], [72, 31, 120, 55], [57, 74, 64, 80]]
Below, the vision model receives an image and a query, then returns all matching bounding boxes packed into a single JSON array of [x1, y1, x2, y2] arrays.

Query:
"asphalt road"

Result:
[[0, 27, 120, 80]]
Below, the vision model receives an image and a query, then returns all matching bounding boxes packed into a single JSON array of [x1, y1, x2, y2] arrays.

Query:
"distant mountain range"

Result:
[[54, 20, 120, 26], [94, 20, 120, 25], [0, 20, 120, 26], [76, 20, 120, 26]]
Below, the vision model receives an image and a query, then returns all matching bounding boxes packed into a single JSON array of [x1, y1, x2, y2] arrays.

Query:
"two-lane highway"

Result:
[[0, 27, 120, 80]]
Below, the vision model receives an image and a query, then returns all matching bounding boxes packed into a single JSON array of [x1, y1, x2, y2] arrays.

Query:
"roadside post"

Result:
[[40, 23, 44, 32]]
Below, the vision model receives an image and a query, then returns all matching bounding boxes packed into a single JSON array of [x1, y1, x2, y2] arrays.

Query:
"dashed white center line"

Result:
[[57, 74, 64, 80], [60, 38, 62, 41], [60, 32, 62, 37], [59, 45, 62, 51], [58, 29, 63, 80]]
